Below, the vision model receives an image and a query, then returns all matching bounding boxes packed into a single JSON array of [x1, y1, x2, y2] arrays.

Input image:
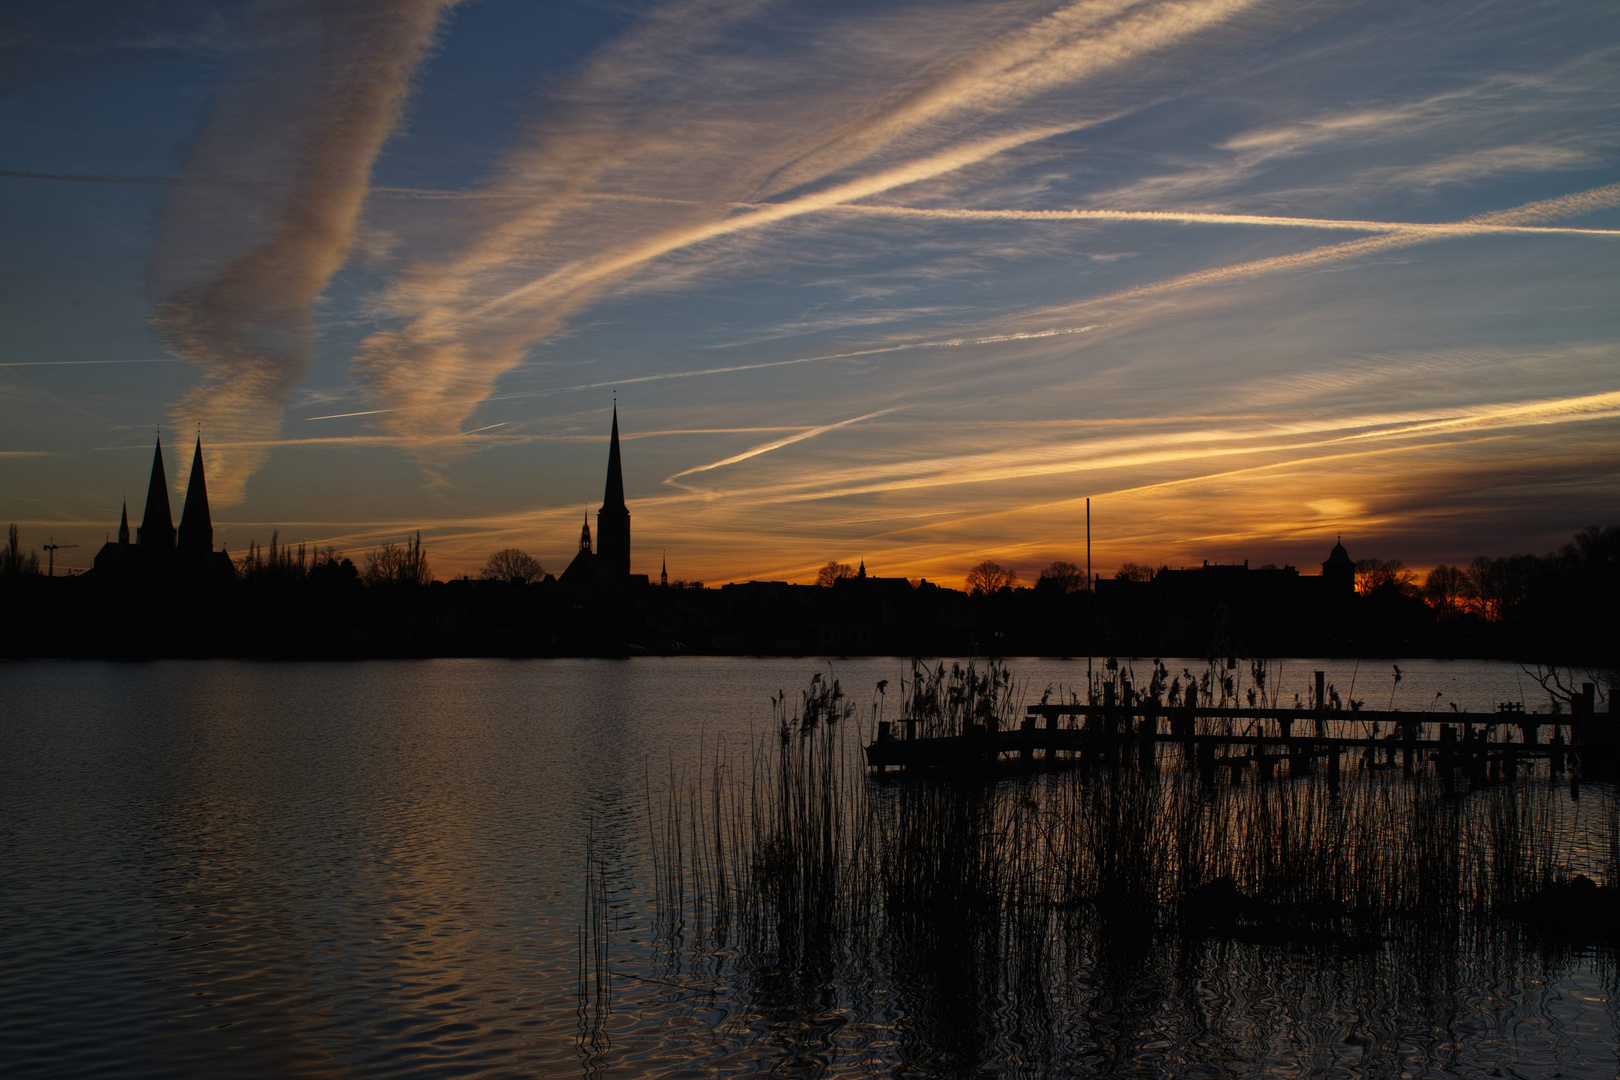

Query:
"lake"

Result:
[[1, 657, 1615, 1078]]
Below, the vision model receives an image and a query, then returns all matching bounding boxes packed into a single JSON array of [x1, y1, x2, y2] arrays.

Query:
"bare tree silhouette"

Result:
[[363, 531, 432, 586], [1356, 558, 1419, 596], [815, 560, 856, 587], [965, 560, 1017, 596], [2, 525, 40, 576], [1037, 560, 1085, 593], [1423, 564, 1468, 618], [481, 548, 544, 584]]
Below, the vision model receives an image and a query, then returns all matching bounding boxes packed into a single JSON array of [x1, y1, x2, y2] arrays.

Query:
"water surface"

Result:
[[1, 658, 1613, 1077]]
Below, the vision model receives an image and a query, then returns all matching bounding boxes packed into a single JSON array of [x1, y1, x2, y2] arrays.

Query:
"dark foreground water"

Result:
[[1, 658, 1615, 1078]]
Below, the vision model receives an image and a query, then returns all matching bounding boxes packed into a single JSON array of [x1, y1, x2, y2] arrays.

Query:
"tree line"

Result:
[[948, 524, 1620, 619]]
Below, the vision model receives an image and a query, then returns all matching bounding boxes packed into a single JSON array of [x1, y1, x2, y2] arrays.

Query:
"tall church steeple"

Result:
[[178, 436, 213, 555], [596, 403, 631, 578], [138, 437, 175, 548], [118, 499, 130, 545], [661, 551, 668, 587]]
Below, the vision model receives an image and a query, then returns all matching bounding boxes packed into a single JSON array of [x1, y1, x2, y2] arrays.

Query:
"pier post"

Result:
[[1120, 679, 1132, 748], [1139, 702, 1157, 772], [1102, 683, 1117, 768], [1182, 684, 1198, 769], [1314, 670, 1327, 737]]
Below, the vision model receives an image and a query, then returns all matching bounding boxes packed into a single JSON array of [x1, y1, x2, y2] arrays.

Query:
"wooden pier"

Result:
[[866, 674, 1617, 781]]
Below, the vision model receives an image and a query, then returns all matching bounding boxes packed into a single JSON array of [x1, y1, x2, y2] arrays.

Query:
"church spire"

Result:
[[138, 437, 175, 548], [661, 550, 668, 587], [178, 436, 213, 555], [579, 511, 592, 554], [602, 403, 626, 510], [118, 499, 130, 545], [596, 402, 632, 578]]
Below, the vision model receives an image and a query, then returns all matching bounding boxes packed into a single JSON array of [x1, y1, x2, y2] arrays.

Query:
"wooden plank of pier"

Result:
[[1025, 704, 1548, 726], [866, 702, 1606, 774]]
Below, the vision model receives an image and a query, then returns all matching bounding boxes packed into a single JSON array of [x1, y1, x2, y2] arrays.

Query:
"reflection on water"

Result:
[[0, 658, 1614, 1077]]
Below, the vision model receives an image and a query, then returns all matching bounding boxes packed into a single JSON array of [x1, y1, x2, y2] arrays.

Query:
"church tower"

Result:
[[118, 500, 130, 545], [596, 405, 631, 578], [178, 436, 214, 556], [1321, 536, 1355, 594], [137, 438, 175, 548]]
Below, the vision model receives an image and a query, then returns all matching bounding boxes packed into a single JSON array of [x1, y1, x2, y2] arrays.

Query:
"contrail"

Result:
[[1009, 180, 1620, 319], [833, 203, 1620, 238], [0, 358, 185, 367], [351, 0, 1268, 451], [666, 408, 900, 481], [305, 326, 1100, 420]]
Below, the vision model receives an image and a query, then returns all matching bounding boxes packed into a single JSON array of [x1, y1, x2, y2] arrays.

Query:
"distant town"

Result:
[[2, 408, 1616, 663]]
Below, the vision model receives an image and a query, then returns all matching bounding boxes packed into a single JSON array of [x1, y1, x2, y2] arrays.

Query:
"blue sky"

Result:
[[2, 0, 1617, 584]]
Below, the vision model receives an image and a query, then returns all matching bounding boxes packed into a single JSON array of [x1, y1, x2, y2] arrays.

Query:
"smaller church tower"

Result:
[[578, 512, 592, 554], [661, 551, 668, 587], [118, 500, 130, 545]]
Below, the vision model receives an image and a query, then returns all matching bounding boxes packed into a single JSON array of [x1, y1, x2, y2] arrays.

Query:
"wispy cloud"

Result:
[[147, 0, 459, 503], [349, 0, 1267, 457]]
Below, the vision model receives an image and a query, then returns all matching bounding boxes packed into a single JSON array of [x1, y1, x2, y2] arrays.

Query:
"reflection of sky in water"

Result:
[[1, 658, 1614, 1076]]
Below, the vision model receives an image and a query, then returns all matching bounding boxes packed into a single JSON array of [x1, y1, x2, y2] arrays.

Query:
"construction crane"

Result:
[[41, 537, 78, 577]]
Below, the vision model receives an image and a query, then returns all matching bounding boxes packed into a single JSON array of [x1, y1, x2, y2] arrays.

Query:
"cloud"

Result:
[[350, 0, 1267, 458], [147, 0, 460, 504], [1086, 59, 1620, 210]]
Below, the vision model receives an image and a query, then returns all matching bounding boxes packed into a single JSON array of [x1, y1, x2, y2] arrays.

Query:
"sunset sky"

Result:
[[2, 0, 1617, 586]]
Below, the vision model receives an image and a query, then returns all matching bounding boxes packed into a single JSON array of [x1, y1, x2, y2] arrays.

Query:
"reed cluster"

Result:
[[642, 661, 1618, 995]]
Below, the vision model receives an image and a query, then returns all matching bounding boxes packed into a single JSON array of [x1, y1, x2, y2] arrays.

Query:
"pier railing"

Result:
[[867, 673, 1615, 780]]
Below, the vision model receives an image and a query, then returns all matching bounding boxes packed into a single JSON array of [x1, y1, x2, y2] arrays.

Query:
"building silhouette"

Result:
[[138, 438, 174, 548], [560, 406, 646, 588], [1322, 536, 1355, 593], [93, 436, 233, 580], [597, 405, 631, 578]]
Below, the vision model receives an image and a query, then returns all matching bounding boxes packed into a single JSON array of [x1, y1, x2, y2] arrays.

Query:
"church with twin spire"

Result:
[[92, 435, 234, 580]]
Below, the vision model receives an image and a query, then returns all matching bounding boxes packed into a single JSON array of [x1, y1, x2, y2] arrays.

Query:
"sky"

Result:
[[1, 0, 1617, 586]]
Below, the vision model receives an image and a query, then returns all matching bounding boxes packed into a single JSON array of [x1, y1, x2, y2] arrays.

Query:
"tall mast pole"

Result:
[[1086, 497, 1092, 698]]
